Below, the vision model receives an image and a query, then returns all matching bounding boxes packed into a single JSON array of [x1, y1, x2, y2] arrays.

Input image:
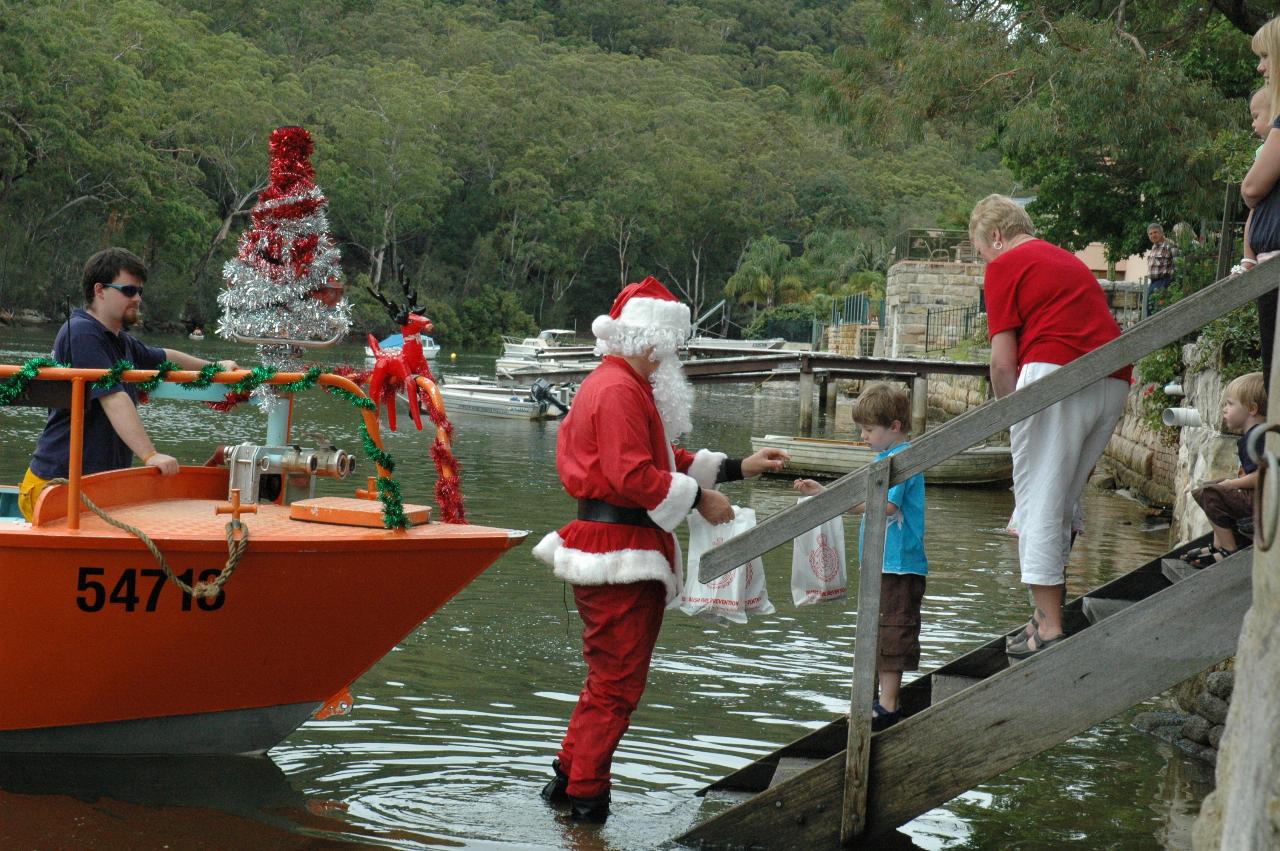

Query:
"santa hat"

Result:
[[591, 276, 691, 355]]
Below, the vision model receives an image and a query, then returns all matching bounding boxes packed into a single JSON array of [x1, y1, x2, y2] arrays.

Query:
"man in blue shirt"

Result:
[[795, 382, 926, 731], [19, 248, 238, 520]]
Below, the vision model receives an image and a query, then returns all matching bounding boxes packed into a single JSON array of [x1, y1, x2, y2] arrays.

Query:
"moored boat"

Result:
[[0, 364, 525, 754], [363, 331, 441, 361], [750, 434, 1012, 485], [401, 376, 574, 420]]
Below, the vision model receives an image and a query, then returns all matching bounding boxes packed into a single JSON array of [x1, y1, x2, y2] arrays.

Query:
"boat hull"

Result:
[[0, 467, 525, 753], [751, 435, 1013, 485]]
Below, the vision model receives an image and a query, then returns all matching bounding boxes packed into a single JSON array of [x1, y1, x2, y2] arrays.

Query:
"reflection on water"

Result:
[[0, 327, 1212, 849]]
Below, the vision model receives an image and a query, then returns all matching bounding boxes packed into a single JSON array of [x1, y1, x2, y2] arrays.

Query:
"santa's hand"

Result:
[[741, 447, 789, 477], [696, 488, 734, 525]]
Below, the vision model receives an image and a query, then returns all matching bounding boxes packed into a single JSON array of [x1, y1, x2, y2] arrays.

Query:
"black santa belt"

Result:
[[577, 498, 661, 530]]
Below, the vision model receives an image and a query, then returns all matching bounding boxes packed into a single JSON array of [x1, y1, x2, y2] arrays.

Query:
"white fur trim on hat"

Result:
[[536, 532, 681, 603], [617, 296, 690, 335], [687, 449, 726, 490], [648, 471, 699, 531]]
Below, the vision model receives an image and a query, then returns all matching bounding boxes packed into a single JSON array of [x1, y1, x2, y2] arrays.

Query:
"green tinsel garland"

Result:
[[375, 475, 409, 529], [230, 365, 277, 397], [279, 366, 323, 394], [359, 423, 396, 473], [183, 363, 224, 389], [0, 356, 66, 406], [91, 360, 134, 391], [137, 361, 179, 394], [325, 385, 377, 411]]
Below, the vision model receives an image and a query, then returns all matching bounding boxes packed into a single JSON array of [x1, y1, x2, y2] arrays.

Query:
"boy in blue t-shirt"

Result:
[[795, 382, 927, 732]]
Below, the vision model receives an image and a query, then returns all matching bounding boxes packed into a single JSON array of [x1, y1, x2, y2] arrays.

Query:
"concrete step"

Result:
[[1082, 596, 1139, 624], [769, 757, 827, 788]]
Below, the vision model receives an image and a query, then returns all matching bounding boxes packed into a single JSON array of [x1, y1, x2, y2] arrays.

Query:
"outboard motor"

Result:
[[530, 378, 570, 414]]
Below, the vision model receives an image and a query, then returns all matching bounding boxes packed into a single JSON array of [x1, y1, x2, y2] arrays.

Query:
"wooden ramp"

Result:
[[677, 536, 1253, 847]]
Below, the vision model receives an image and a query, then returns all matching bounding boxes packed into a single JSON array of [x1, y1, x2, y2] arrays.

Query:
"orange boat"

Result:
[[0, 365, 525, 754]]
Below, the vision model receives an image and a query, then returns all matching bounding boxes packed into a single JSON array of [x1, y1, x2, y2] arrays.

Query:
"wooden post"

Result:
[[799, 360, 815, 435], [911, 375, 928, 437], [818, 372, 829, 417], [826, 374, 839, 416], [841, 455, 891, 844]]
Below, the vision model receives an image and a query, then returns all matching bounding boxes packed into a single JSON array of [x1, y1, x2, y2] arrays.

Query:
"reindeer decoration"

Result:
[[365, 284, 434, 432], [364, 277, 466, 524]]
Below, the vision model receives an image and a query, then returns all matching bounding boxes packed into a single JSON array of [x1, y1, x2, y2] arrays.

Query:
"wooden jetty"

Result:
[[508, 351, 990, 434], [677, 259, 1279, 848]]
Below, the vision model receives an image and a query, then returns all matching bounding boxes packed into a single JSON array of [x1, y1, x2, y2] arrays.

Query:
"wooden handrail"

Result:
[[699, 258, 1280, 582]]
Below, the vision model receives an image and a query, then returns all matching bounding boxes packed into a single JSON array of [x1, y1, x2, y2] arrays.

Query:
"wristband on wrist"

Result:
[[142, 451, 158, 463], [1241, 258, 1257, 268]]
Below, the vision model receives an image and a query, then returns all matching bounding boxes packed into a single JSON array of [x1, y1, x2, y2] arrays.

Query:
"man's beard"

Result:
[[649, 352, 693, 440], [122, 307, 140, 328]]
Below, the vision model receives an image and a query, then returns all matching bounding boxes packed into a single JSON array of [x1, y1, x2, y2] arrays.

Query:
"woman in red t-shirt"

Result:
[[969, 194, 1131, 660]]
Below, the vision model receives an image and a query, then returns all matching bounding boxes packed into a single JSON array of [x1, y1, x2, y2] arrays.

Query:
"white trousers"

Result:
[[1009, 362, 1128, 586]]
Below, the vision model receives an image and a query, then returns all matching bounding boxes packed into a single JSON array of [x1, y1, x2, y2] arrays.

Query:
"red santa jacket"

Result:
[[531, 356, 724, 602]]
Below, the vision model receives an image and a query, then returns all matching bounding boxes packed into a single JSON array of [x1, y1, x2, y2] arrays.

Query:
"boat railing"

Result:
[[696, 258, 1280, 842], [0, 366, 391, 532]]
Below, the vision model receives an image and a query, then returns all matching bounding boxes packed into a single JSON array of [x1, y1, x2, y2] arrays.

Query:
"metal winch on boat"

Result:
[[219, 442, 357, 505]]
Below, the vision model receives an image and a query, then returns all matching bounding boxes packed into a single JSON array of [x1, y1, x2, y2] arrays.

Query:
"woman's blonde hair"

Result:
[[969, 194, 1035, 249], [1252, 18, 1280, 127]]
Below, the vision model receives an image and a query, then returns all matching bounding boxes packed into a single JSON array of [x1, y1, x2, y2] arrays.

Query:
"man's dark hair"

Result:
[[81, 247, 148, 303]]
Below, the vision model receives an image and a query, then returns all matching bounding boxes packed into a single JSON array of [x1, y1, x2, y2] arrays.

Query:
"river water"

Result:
[[0, 326, 1214, 849]]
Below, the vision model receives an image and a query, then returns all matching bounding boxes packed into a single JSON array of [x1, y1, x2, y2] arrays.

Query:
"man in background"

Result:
[[1145, 222, 1178, 307]]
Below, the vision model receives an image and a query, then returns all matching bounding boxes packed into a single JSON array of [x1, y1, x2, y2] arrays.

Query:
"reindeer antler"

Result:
[[366, 279, 410, 325]]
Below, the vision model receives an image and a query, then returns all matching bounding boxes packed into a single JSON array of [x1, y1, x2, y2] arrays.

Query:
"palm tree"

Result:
[[724, 236, 807, 309]]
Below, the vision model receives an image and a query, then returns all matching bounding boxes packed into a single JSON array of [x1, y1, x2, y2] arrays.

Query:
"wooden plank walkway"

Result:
[[677, 537, 1252, 847]]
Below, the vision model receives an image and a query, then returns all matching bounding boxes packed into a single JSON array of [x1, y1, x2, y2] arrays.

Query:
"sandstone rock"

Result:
[[1181, 714, 1213, 745], [1209, 724, 1226, 749], [1195, 692, 1230, 726], [1206, 670, 1235, 701], [1175, 734, 1218, 763], [1133, 710, 1190, 732]]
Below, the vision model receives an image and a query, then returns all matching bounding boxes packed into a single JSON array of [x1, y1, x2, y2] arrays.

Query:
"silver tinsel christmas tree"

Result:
[[219, 126, 351, 367]]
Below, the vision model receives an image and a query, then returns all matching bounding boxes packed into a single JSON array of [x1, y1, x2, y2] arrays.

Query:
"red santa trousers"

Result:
[[558, 579, 667, 799]]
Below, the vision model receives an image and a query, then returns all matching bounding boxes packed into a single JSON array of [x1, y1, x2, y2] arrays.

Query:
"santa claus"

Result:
[[532, 275, 787, 823]]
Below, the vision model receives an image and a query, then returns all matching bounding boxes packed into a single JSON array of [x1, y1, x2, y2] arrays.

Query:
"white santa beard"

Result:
[[650, 352, 693, 439]]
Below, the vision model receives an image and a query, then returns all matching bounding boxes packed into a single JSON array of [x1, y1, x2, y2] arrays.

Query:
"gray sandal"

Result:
[[1006, 630, 1065, 660], [1005, 615, 1038, 649]]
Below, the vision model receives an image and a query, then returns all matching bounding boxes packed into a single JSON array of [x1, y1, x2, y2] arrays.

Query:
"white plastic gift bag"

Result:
[[680, 506, 775, 624], [790, 497, 847, 605]]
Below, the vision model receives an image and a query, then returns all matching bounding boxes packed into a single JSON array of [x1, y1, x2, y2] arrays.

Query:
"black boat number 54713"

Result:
[[75, 566, 225, 612]]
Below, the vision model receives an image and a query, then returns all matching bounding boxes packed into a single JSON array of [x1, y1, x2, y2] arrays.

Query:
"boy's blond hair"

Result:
[[853, 382, 911, 430], [1226, 372, 1268, 418]]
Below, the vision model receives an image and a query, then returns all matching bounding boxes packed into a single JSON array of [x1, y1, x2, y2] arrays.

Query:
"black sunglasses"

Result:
[[102, 283, 144, 298]]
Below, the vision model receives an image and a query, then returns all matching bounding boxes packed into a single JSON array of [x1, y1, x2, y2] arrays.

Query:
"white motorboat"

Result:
[[364, 331, 441, 360], [496, 329, 597, 378], [402, 377, 575, 421], [686, 336, 786, 353]]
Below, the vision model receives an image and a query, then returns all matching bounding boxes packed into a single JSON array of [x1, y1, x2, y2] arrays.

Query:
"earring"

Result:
[[993, 240, 1003, 250]]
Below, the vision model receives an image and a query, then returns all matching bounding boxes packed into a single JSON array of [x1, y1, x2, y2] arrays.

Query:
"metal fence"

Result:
[[923, 301, 983, 355], [891, 229, 977, 264], [830, 294, 885, 327]]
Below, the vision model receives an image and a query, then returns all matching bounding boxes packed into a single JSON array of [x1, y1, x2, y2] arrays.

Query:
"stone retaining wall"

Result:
[[884, 260, 983, 356], [1134, 669, 1235, 765], [1105, 389, 1179, 507]]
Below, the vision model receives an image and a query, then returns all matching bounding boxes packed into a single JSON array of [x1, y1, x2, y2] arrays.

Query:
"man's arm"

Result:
[[99, 392, 179, 475], [989, 331, 1018, 399], [162, 349, 239, 372]]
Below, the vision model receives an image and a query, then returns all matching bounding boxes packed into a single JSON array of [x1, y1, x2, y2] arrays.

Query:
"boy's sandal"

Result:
[[1185, 546, 1234, 569], [1179, 545, 1214, 564], [871, 701, 901, 732], [1006, 631, 1065, 660]]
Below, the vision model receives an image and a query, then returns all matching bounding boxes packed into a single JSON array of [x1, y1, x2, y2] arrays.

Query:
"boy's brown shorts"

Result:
[[1191, 482, 1253, 531], [878, 573, 926, 673]]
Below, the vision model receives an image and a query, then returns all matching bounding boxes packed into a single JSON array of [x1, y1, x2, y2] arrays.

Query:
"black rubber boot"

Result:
[[540, 758, 569, 806], [568, 791, 610, 824]]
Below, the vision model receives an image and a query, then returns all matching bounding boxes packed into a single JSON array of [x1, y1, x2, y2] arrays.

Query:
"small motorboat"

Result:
[[401, 376, 574, 421], [686, 336, 786, 353], [364, 331, 440, 361], [0, 364, 525, 754], [751, 434, 1013, 485]]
